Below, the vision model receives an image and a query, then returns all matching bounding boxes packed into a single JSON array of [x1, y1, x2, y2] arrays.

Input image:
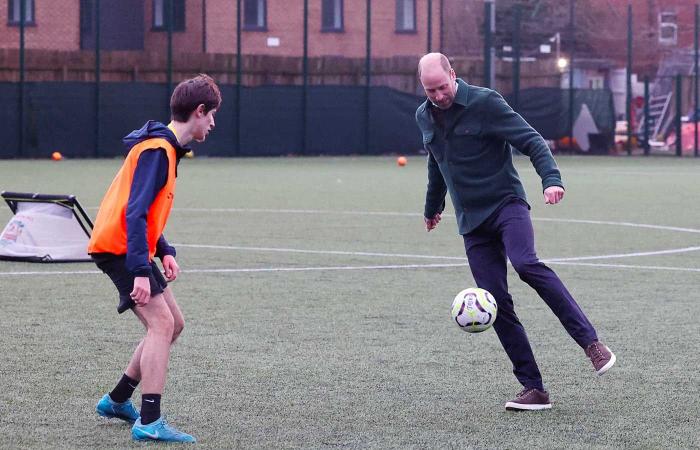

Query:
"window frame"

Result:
[[243, 0, 267, 31], [395, 0, 417, 34], [658, 11, 677, 45], [152, 0, 186, 32], [321, 0, 344, 33], [8, 0, 36, 27]]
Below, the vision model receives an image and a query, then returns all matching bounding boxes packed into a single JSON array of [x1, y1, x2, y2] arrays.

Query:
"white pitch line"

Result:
[[175, 243, 466, 260], [174, 207, 421, 217], [184, 263, 468, 273], [0, 269, 102, 276], [2, 244, 697, 278], [532, 218, 700, 234], [543, 246, 700, 262], [0, 263, 466, 276], [548, 261, 700, 273], [2, 260, 700, 276], [176, 243, 700, 263], [162, 207, 700, 234]]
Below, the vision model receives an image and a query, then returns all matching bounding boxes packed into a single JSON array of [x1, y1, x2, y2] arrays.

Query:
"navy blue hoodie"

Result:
[[121, 121, 190, 276]]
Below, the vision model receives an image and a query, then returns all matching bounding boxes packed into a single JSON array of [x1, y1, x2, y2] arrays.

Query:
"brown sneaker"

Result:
[[505, 388, 552, 411], [585, 341, 616, 375]]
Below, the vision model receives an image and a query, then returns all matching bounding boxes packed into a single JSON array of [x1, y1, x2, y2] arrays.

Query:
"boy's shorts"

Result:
[[92, 254, 168, 314]]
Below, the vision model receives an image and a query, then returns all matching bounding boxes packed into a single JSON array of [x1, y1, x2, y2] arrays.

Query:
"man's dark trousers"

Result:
[[463, 198, 598, 390]]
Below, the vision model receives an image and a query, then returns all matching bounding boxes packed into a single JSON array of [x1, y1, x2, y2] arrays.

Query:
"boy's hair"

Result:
[[170, 74, 222, 122]]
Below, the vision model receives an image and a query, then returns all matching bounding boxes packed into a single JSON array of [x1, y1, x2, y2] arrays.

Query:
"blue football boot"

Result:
[[96, 394, 140, 423], [132, 416, 196, 443]]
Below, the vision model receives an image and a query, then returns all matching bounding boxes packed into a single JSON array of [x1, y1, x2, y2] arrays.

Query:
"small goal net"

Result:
[[0, 192, 93, 262]]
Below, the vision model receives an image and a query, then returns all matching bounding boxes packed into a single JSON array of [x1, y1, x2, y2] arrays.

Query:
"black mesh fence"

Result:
[[1, 0, 698, 158]]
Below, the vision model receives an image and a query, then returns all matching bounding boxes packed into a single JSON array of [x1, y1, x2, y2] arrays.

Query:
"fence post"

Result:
[[483, 1, 493, 88], [427, 0, 432, 53], [18, 0, 26, 157], [167, 0, 173, 115], [439, 0, 444, 53], [676, 74, 682, 157], [643, 76, 649, 156], [365, 0, 371, 155], [95, 0, 101, 157], [302, 0, 308, 155], [568, 0, 575, 151], [202, 0, 207, 52], [512, 4, 521, 112], [626, 3, 632, 156], [236, 0, 242, 155], [695, 3, 699, 157]]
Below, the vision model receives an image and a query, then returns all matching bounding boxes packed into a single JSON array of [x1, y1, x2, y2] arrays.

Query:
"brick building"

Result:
[[2, 0, 696, 64], [1, 0, 79, 51], [1, 0, 441, 58]]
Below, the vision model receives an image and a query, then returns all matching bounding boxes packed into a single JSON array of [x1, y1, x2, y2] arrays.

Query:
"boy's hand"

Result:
[[130, 277, 151, 306], [162, 255, 180, 281]]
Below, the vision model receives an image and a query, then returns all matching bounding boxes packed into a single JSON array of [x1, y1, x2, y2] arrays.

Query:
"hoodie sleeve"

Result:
[[125, 149, 169, 276], [155, 234, 176, 259]]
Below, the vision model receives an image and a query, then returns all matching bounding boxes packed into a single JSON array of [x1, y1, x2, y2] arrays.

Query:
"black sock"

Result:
[[140, 394, 162, 425], [109, 374, 139, 404]]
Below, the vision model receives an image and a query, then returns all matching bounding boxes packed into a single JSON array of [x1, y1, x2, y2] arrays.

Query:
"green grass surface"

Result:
[[0, 155, 699, 449]]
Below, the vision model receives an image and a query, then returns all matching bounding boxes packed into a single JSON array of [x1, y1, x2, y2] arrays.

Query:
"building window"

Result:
[[153, 0, 186, 32], [395, 0, 416, 33], [658, 11, 677, 45], [8, 0, 35, 26], [244, 0, 266, 30], [322, 0, 343, 32]]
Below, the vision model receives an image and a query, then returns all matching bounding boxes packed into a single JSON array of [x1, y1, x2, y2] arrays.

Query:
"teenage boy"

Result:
[[89, 74, 221, 442]]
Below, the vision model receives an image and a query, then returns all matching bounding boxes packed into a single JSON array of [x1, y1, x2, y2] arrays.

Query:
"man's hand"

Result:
[[130, 276, 151, 306], [544, 186, 565, 205], [162, 254, 180, 281], [425, 213, 442, 231]]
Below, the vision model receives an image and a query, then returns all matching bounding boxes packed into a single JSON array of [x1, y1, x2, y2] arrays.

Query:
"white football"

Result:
[[450, 287, 498, 333]]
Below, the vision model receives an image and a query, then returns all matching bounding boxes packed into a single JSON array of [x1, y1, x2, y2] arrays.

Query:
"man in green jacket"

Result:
[[416, 53, 615, 411]]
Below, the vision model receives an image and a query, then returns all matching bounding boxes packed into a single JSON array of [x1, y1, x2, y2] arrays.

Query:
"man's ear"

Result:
[[196, 104, 206, 117]]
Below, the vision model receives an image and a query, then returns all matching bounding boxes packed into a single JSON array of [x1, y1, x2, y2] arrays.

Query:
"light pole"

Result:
[[550, 32, 560, 62]]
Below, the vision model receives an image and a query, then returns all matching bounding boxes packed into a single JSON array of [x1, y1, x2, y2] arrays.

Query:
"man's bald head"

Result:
[[417, 53, 452, 79], [418, 53, 457, 110]]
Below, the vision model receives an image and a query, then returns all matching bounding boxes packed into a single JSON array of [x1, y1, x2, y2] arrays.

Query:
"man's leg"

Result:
[[463, 233, 544, 391], [498, 201, 598, 348]]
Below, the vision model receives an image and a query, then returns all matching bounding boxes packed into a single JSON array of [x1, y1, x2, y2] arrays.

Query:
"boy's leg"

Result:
[[130, 293, 174, 427], [132, 294, 174, 397], [124, 287, 184, 381], [161, 287, 185, 343], [124, 340, 145, 381], [130, 290, 196, 443], [98, 341, 141, 422]]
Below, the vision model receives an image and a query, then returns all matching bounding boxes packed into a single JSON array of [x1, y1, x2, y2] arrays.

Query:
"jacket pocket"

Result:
[[453, 122, 482, 138], [450, 121, 484, 161], [423, 131, 445, 162]]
